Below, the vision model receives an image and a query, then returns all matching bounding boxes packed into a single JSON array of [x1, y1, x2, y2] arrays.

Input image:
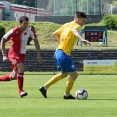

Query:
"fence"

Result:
[[37, 0, 117, 16], [0, 0, 117, 21], [1, 50, 117, 74]]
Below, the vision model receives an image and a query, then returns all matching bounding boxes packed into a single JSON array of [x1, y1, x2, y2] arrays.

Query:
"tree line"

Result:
[[3, 0, 36, 7]]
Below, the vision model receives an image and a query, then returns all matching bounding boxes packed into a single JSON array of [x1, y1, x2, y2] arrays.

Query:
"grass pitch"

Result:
[[0, 72, 117, 117]]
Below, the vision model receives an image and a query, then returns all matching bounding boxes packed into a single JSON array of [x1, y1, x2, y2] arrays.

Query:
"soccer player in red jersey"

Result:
[[0, 16, 42, 98]]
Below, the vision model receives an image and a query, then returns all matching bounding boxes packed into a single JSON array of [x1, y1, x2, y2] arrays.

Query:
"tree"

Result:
[[7, 0, 36, 7]]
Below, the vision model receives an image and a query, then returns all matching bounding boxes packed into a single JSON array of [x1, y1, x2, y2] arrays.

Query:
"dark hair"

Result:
[[75, 11, 87, 18], [19, 16, 29, 23]]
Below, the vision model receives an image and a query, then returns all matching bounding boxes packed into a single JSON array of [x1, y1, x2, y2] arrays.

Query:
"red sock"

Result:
[[17, 73, 24, 93], [0, 74, 12, 81]]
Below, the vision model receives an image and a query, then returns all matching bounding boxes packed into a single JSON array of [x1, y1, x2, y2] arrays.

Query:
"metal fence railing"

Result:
[[37, 0, 117, 16]]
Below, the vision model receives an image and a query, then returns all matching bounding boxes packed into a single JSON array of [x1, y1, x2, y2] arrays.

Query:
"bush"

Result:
[[0, 26, 5, 41], [102, 15, 117, 30]]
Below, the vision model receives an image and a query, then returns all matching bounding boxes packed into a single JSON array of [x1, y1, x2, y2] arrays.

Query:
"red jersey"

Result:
[[3, 26, 37, 54]]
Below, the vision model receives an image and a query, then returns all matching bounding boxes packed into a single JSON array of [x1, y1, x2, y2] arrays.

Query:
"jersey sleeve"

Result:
[[3, 29, 14, 41], [56, 27, 62, 35], [29, 26, 37, 39], [73, 25, 82, 32]]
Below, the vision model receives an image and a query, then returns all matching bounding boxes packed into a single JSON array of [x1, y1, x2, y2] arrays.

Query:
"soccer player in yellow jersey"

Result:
[[39, 11, 91, 99]]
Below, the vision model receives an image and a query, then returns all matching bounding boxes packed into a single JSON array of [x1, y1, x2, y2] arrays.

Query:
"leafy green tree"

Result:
[[5, 0, 36, 7]]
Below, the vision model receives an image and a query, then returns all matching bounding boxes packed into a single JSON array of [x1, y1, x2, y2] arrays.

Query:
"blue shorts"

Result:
[[54, 49, 76, 72]]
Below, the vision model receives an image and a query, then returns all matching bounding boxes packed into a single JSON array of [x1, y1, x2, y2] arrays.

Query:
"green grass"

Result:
[[0, 72, 117, 117]]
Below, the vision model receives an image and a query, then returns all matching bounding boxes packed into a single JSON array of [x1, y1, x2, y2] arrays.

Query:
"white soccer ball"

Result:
[[75, 88, 88, 100], [99, 42, 103, 46]]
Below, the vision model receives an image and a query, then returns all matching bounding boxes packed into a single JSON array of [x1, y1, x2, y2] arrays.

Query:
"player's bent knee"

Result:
[[18, 66, 25, 72], [76, 73, 78, 78], [75, 73, 78, 79], [11, 77, 17, 80], [61, 73, 68, 78], [11, 74, 17, 80], [70, 72, 78, 80], [17, 63, 25, 72]]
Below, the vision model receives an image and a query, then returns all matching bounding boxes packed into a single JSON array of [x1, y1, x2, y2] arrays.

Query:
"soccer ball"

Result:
[[99, 42, 103, 46], [75, 88, 88, 100]]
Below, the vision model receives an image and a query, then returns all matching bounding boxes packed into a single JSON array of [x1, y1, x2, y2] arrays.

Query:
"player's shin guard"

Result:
[[17, 73, 24, 93], [44, 73, 63, 88], [65, 78, 75, 95]]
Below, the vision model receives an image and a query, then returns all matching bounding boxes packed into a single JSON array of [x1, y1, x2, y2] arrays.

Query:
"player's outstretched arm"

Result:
[[53, 30, 60, 42], [72, 28, 91, 46]]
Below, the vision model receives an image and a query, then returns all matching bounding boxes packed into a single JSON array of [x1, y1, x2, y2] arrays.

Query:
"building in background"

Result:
[[0, 1, 53, 21], [0, 0, 117, 21]]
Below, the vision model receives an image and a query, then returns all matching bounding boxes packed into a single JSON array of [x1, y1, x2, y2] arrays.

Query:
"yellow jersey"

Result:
[[56, 21, 82, 56]]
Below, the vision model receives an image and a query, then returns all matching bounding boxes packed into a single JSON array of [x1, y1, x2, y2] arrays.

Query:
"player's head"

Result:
[[19, 16, 29, 30], [74, 11, 87, 26]]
